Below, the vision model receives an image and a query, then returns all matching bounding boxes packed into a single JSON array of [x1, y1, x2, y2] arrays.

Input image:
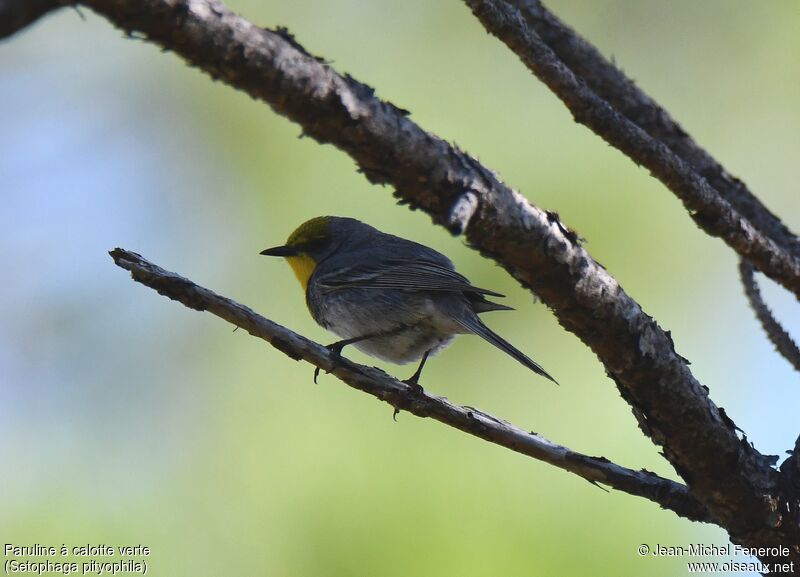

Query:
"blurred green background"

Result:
[[1, 1, 798, 575]]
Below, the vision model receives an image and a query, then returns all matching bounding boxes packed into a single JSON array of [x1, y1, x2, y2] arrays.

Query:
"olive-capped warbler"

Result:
[[261, 216, 556, 385]]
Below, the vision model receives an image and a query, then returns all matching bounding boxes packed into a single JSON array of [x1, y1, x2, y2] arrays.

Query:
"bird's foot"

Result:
[[313, 341, 348, 384], [392, 377, 426, 421], [401, 377, 425, 396]]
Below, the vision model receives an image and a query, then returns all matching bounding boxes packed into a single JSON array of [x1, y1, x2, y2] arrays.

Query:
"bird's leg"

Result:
[[313, 332, 384, 383], [403, 349, 432, 393], [327, 335, 368, 359], [392, 350, 432, 421], [313, 324, 413, 384]]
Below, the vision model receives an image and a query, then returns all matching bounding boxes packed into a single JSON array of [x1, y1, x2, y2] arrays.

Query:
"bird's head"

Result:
[[260, 216, 338, 291]]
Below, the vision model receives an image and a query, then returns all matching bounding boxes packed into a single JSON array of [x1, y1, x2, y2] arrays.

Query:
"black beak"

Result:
[[260, 245, 300, 257]]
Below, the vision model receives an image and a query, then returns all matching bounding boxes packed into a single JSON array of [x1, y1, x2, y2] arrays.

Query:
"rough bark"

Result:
[[0, 0, 60, 38], [464, 0, 800, 299], [501, 0, 800, 259]]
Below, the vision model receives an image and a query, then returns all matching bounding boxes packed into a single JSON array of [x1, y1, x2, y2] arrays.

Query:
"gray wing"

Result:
[[317, 258, 506, 298]]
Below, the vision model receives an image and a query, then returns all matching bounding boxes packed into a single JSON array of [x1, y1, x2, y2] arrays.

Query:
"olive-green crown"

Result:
[[286, 216, 331, 246]]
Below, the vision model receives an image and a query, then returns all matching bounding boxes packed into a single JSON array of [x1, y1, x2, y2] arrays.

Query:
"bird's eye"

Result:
[[302, 237, 328, 252]]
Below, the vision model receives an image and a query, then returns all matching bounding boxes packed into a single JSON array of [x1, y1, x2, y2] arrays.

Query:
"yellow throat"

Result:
[[283, 216, 329, 292], [286, 254, 316, 291]]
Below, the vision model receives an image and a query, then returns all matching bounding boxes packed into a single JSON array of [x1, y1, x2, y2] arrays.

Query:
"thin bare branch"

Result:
[[463, 0, 800, 298], [739, 259, 800, 372], [505, 0, 800, 259], [109, 247, 710, 523]]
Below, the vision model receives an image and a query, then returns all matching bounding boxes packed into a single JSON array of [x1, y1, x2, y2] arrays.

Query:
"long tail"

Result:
[[456, 316, 558, 384]]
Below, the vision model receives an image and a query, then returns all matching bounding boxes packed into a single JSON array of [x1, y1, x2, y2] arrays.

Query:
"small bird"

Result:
[[261, 216, 556, 386]]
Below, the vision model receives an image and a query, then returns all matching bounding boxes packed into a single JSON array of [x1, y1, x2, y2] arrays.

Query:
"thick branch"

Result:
[[60, 0, 796, 555], [463, 0, 800, 299], [739, 259, 800, 373], [781, 437, 800, 500], [0, 0, 60, 38], [505, 0, 800, 259], [109, 247, 710, 522]]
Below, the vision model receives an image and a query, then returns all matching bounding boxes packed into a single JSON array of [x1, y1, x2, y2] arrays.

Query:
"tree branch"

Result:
[[781, 437, 800, 507], [109, 247, 710, 523], [500, 0, 800, 260], [0, 0, 61, 39], [738, 259, 800, 373], [463, 0, 800, 299]]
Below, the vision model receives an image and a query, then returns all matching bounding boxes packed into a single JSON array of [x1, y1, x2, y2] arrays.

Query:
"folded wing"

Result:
[[317, 258, 501, 295], [318, 258, 513, 313]]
